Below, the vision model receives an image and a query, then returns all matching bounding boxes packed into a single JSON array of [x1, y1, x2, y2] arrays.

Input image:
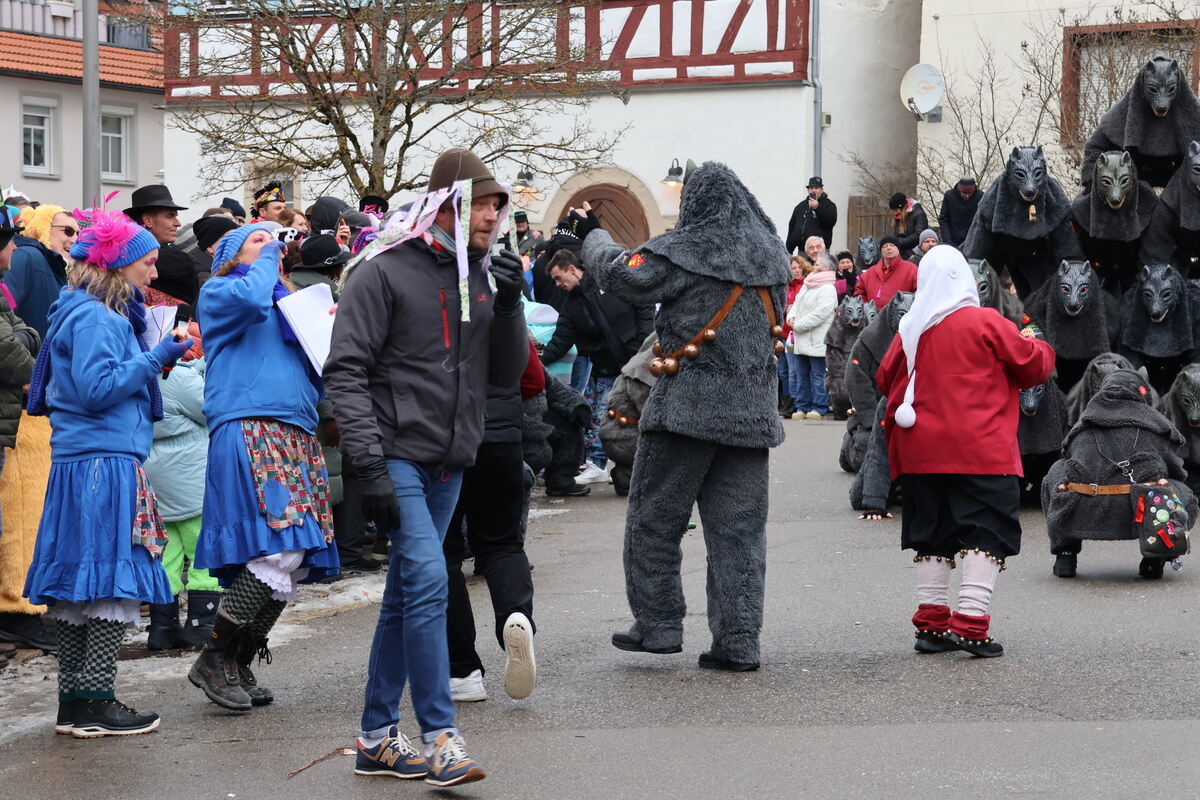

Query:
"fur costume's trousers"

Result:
[[0, 416, 51, 614], [624, 431, 768, 663]]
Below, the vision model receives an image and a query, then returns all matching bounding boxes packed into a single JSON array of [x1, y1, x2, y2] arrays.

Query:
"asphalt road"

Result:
[[2, 419, 1199, 799]]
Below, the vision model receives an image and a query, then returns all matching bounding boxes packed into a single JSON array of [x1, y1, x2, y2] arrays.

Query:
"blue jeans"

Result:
[[584, 374, 616, 467], [783, 352, 805, 405], [570, 355, 592, 395], [360, 460, 463, 743], [792, 355, 829, 413]]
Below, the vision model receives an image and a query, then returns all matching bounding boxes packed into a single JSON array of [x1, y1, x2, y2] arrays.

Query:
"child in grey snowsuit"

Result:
[[581, 161, 790, 671], [598, 333, 658, 497]]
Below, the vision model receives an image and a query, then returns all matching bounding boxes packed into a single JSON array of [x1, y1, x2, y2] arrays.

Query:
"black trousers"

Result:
[[332, 456, 367, 563], [444, 441, 535, 679], [901, 474, 1022, 559]]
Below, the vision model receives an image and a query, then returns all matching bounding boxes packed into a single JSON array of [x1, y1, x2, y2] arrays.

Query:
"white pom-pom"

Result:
[[895, 402, 917, 428]]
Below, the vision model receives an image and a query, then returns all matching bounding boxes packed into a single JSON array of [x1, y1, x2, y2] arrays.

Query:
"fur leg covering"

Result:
[[623, 432, 715, 651], [696, 445, 769, 666]]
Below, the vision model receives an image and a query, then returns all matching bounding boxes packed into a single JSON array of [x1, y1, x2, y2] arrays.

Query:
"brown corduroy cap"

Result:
[[427, 148, 508, 208]]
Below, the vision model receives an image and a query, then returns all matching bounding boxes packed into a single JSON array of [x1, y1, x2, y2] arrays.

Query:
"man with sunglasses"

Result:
[[937, 177, 981, 248]]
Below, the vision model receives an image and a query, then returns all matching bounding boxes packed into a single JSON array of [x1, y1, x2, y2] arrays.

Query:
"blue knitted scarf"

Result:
[[26, 287, 164, 422]]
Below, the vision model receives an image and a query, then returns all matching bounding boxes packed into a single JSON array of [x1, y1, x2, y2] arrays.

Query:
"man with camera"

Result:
[[786, 176, 837, 254]]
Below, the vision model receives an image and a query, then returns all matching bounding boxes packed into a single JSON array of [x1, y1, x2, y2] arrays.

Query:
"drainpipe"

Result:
[[82, 0, 100, 207], [809, 0, 821, 178]]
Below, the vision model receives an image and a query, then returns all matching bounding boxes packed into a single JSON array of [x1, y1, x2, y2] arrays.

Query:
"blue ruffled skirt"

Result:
[[194, 420, 339, 586], [24, 457, 173, 606]]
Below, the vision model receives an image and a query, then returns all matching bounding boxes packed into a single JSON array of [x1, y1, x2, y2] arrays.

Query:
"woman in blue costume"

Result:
[[189, 224, 338, 711], [23, 208, 192, 738]]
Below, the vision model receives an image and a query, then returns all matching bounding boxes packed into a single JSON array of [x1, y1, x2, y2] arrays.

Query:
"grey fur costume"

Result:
[[1139, 142, 1200, 270], [1071, 162, 1159, 290], [971, 259, 1025, 325], [849, 395, 894, 513], [1157, 362, 1200, 495], [961, 148, 1083, 297], [840, 291, 912, 473], [1082, 56, 1200, 189], [1118, 263, 1200, 394], [599, 333, 658, 496], [1064, 352, 1158, 425], [823, 295, 876, 421], [1023, 260, 1120, 391], [1042, 370, 1196, 553], [1018, 378, 1069, 503], [588, 161, 789, 664]]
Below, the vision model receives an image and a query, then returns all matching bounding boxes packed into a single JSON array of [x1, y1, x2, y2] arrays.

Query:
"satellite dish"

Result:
[[900, 63, 945, 117]]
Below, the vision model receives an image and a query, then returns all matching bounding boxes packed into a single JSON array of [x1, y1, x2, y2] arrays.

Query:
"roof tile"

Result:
[[0, 30, 162, 90]]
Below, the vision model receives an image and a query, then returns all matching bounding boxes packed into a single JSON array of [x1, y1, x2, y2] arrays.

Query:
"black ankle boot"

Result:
[[147, 597, 191, 651], [72, 699, 160, 738], [181, 591, 221, 648], [234, 631, 274, 706], [1139, 557, 1165, 579], [188, 615, 252, 711], [1053, 552, 1078, 578]]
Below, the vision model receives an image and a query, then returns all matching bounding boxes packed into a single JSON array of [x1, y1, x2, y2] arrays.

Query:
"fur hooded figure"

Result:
[[824, 294, 877, 420], [849, 395, 896, 513], [1023, 259, 1120, 390], [962, 146, 1083, 298], [1156, 362, 1200, 495], [1042, 370, 1197, 550], [1064, 351, 1158, 425], [1072, 151, 1159, 288], [970, 258, 1024, 325], [1017, 369, 1070, 503], [1118, 262, 1200, 393], [1082, 55, 1200, 189], [1139, 141, 1200, 268], [599, 332, 659, 496]]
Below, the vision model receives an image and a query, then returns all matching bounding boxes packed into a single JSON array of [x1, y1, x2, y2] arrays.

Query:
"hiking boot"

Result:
[[1139, 557, 1166, 579], [0, 612, 57, 652], [354, 726, 428, 779], [1053, 552, 1077, 578], [502, 612, 536, 700], [55, 699, 75, 734], [914, 630, 957, 653], [181, 591, 221, 648], [147, 597, 192, 651], [425, 732, 486, 787], [188, 614, 252, 710], [234, 632, 274, 706], [450, 669, 487, 702], [72, 699, 160, 738]]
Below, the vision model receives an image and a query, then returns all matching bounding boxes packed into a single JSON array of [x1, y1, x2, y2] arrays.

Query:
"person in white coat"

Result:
[[786, 253, 838, 419]]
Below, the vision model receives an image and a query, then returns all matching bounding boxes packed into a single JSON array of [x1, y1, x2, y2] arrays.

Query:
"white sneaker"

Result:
[[576, 463, 610, 485], [502, 612, 536, 700], [449, 669, 487, 702]]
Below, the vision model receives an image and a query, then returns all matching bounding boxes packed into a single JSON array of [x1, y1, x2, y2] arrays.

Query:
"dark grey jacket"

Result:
[[324, 238, 528, 469], [0, 293, 38, 448]]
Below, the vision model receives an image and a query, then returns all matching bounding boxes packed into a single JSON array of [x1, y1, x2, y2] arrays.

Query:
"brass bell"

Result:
[[619, 416, 630, 426], [774, 341, 785, 355], [649, 359, 664, 377], [771, 324, 783, 338], [683, 344, 700, 359], [607, 409, 617, 419], [702, 329, 717, 342], [663, 357, 679, 375], [652, 342, 664, 358]]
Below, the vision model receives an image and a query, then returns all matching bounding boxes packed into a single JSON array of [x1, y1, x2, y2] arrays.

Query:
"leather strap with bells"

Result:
[[648, 285, 783, 377], [606, 407, 640, 427]]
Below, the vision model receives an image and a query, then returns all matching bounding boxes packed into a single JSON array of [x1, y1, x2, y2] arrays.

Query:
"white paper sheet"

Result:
[[276, 283, 336, 374], [141, 305, 177, 350]]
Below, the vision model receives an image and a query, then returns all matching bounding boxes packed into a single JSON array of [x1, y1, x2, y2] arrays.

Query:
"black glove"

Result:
[[490, 249, 524, 311], [572, 209, 601, 240], [357, 456, 400, 533], [573, 404, 593, 430]]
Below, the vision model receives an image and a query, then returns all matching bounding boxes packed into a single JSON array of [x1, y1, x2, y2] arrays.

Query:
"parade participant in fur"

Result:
[[1072, 151, 1158, 292], [23, 207, 191, 737], [1157, 362, 1200, 495], [1140, 141, 1200, 271], [1017, 374, 1069, 505], [824, 295, 876, 421], [188, 224, 339, 713], [1118, 262, 1200, 394], [1064, 351, 1154, 425], [850, 396, 896, 520], [1023, 259, 1120, 391], [599, 333, 658, 497], [878, 245, 1054, 658], [584, 161, 789, 672], [962, 146, 1083, 298], [969, 258, 1024, 325], [1042, 369, 1197, 580]]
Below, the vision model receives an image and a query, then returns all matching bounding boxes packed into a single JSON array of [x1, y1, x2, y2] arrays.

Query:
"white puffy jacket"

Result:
[[786, 282, 838, 357]]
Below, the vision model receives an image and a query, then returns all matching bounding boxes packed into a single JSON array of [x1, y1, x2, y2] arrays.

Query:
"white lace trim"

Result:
[[44, 599, 140, 626], [246, 550, 309, 602]]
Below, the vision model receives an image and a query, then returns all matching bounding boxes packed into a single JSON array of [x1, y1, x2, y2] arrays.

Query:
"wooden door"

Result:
[[562, 184, 651, 249]]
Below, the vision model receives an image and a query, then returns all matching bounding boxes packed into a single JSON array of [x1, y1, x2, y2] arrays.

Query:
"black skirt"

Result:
[[900, 474, 1022, 559]]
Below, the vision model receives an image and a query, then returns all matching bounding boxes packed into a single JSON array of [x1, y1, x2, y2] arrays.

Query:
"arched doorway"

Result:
[[562, 183, 651, 249]]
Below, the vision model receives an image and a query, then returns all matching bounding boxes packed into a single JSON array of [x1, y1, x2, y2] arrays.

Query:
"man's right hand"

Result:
[[357, 456, 400, 533]]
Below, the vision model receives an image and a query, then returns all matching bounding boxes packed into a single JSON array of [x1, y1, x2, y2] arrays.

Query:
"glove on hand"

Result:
[[572, 208, 602, 241], [357, 456, 401, 533], [490, 249, 525, 311], [153, 337, 194, 365]]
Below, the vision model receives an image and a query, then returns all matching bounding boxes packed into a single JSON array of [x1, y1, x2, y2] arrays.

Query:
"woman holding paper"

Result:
[[189, 224, 338, 712]]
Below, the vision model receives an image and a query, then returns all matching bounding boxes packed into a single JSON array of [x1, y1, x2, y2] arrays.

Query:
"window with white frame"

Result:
[[22, 99, 56, 175], [101, 107, 134, 182]]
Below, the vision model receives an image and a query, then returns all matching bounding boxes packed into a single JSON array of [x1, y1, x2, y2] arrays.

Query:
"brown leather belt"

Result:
[[1056, 479, 1170, 496], [606, 408, 639, 428], [649, 285, 782, 377]]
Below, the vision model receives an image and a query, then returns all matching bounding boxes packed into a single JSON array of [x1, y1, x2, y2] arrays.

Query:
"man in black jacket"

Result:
[[785, 176, 837, 253], [541, 247, 655, 482], [325, 148, 528, 787], [937, 177, 981, 247]]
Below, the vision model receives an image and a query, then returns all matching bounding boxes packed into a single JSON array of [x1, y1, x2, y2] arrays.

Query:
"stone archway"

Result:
[[542, 167, 675, 246], [561, 183, 650, 249]]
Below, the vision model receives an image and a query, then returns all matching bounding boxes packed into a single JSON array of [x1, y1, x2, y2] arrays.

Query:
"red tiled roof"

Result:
[[0, 30, 162, 90]]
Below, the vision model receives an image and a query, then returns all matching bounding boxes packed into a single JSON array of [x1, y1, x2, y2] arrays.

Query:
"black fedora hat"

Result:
[[124, 184, 188, 217], [300, 234, 352, 270]]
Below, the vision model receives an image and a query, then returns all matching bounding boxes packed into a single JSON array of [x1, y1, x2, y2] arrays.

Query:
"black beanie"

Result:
[[888, 193, 907, 210], [880, 235, 902, 250]]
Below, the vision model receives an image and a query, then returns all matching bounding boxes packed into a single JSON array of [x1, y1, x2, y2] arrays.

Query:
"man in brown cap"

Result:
[[325, 147, 528, 788]]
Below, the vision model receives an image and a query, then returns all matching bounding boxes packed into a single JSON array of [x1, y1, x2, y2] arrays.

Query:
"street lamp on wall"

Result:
[[661, 159, 684, 187], [512, 166, 534, 193]]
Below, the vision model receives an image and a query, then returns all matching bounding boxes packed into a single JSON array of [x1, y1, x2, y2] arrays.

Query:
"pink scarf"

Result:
[[804, 270, 836, 289]]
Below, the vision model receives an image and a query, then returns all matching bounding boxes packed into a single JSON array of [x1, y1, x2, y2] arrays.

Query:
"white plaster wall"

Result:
[[4, 79, 164, 210]]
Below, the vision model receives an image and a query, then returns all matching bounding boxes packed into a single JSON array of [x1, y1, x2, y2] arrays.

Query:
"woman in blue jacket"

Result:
[[189, 224, 338, 712], [22, 209, 192, 738]]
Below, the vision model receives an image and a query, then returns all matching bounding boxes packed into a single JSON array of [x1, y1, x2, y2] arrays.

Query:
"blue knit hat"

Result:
[[68, 211, 160, 269], [211, 223, 273, 271]]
